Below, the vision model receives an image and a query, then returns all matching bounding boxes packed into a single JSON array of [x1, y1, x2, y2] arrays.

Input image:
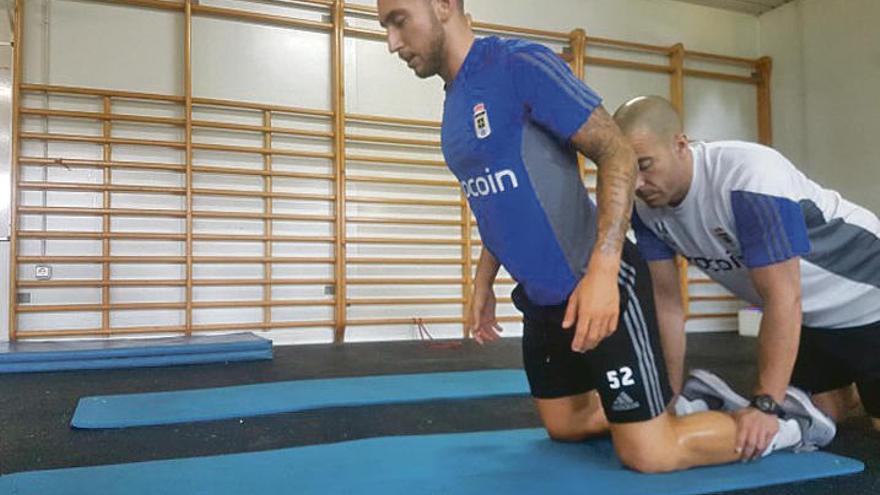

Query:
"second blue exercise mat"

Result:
[[72, 369, 530, 429]]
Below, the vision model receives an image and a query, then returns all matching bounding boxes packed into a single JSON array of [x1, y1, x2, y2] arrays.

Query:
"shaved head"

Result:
[[612, 96, 693, 209], [613, 96, 682, 142]]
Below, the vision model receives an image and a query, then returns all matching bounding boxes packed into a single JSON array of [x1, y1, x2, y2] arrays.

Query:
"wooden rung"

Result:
[[20, 82, 184, 103], [347, 216, 464, 226], [191, 141, 333, 159], [683, 68, 758, 85], [689, 295, 739, 302], [584, 56, 673, 74], [21, 107, 185, 126], [16, 278, 338, 288], [192, 96, 332, 118], [193, 119, 333, 139], [347, 297, 465, 306], [346, 154, 446, 168], [345, 113, 441, 129], [191, 4, 332, 33], [686, 312, 738, 320], [13, 319, 338, 339], [347, 278, 462, 285], [18, 232, 340, 243], [347, 257, 464, 266], [347, 196, 460, 207], [346, 237, 464, 246], [18, 206, 187, 218], [346, 175, 458, 188], [346, 133, 440, 148], [17, 256, 337, 264], [21, 132, 185, 149], [19, 181, 185, 195]]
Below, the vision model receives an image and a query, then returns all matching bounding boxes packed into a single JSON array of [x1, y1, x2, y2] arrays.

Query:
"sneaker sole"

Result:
[[689, 369, 749, 411], [785, 386, 837, 448]]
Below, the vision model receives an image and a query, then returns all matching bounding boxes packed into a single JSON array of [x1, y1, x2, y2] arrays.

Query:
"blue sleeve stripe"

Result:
[[745, 194, 787, 259], [748, 193, 794, 261], [513, 51, 592, 109], [731, 191, 811, 268], [514, 51, 599, 111], [530, 50, 601, 108]]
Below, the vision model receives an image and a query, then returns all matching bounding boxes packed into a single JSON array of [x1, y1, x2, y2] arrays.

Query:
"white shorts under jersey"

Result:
[[632, 141, 880, 329]]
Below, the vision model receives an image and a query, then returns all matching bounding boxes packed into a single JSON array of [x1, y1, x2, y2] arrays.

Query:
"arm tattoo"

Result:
[[572, 106, 637, 257]]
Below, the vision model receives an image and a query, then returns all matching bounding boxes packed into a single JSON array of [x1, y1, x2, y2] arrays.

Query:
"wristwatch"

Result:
[[750, 394, 785, 417]]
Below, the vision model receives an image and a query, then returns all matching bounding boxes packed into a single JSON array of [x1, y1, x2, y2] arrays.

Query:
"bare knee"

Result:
[[543, 410, 608, 442], [545, 423, 589, 443], [610, 414, 691, 473], [615, 442, 680, 473], [536, 393, 609, 442]]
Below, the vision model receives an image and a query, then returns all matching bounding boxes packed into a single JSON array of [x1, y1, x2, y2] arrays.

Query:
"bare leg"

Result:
[[535, 391, 754, 473], [610, 411, 739, 473], [534, 391, 609, 442]]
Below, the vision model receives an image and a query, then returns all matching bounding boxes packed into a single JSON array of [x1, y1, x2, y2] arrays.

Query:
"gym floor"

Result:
[[0, 333, 876, 495]]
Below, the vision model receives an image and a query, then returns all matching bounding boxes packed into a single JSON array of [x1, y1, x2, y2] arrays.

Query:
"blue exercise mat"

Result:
[[0, 333, 272, 373], [0, 428, 863, 495], [72, 369, 530, 429]]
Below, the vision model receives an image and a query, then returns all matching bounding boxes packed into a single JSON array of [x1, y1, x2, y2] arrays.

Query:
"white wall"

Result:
[[760, 0, 880, 212], [4, 0, 763, 343], [1, 3, 12, 342]]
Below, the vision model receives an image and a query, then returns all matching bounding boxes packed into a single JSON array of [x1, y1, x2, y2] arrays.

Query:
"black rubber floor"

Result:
[[0, 333, 876, 495]]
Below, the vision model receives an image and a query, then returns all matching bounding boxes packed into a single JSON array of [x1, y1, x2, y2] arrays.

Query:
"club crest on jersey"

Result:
[[712, 227, 737, 249], [473, 103, 491, 139]]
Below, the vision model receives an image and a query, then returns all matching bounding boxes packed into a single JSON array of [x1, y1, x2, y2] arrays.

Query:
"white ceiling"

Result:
[[670, 0, 797, 16]]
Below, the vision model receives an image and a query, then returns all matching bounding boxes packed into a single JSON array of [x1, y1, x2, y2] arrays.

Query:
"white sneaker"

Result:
[[782, 386, 837, 451], [673, 369, 749, 416]]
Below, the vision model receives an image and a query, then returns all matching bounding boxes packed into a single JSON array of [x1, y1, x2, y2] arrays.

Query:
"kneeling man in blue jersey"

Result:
[[377, 0, 832, 472], [613, 95, 879, 454]]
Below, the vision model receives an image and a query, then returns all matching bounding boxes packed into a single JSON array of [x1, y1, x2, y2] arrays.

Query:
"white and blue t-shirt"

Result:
[[633, 141, 880, 329], [441, 37, 602, 306]]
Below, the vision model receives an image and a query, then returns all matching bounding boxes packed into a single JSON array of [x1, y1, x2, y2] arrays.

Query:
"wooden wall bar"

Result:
[[6, 0, 759, 340]]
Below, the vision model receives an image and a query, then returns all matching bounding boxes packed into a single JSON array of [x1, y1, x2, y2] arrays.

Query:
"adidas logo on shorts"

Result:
[[612, 391, 640, 412]]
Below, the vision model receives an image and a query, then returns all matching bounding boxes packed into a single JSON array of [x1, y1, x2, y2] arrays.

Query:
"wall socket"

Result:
[[17, 292, 31, 304], [35, 265, 53, 280], [324, 285, 336, 296]]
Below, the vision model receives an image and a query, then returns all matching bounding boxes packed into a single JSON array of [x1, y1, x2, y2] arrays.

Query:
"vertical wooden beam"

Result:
[[569, 29, 586, 80], [263, 110, 273, 330], [184, 0, 194, 335], [669, 43, 685, 120], [460, 193, 472, 338], [8, 0, 23, 341], [756, 56, 773, 146], [102, 96, 112, 336], [669, 43, 690, 317], [331, 0, 348, 344], [568, 29, 588, 181]]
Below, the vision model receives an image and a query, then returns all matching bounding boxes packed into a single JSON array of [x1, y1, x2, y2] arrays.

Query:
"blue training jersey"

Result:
[[441, 36, 602, 306]]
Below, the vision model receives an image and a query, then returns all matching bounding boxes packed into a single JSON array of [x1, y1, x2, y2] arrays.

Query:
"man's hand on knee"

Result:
[[734, 408, 780, 462]]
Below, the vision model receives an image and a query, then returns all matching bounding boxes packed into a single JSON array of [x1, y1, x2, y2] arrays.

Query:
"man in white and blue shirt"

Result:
[[614, 95, 880, 457]]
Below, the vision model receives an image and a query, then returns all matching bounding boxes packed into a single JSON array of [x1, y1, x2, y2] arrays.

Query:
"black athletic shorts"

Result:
[[791, 320, 880, 418], [515, 241, 672, 424]]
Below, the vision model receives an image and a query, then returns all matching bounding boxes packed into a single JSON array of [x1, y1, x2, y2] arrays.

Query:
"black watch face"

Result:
[[756, 396, 773, 411], [754, 395, 779, 414]]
